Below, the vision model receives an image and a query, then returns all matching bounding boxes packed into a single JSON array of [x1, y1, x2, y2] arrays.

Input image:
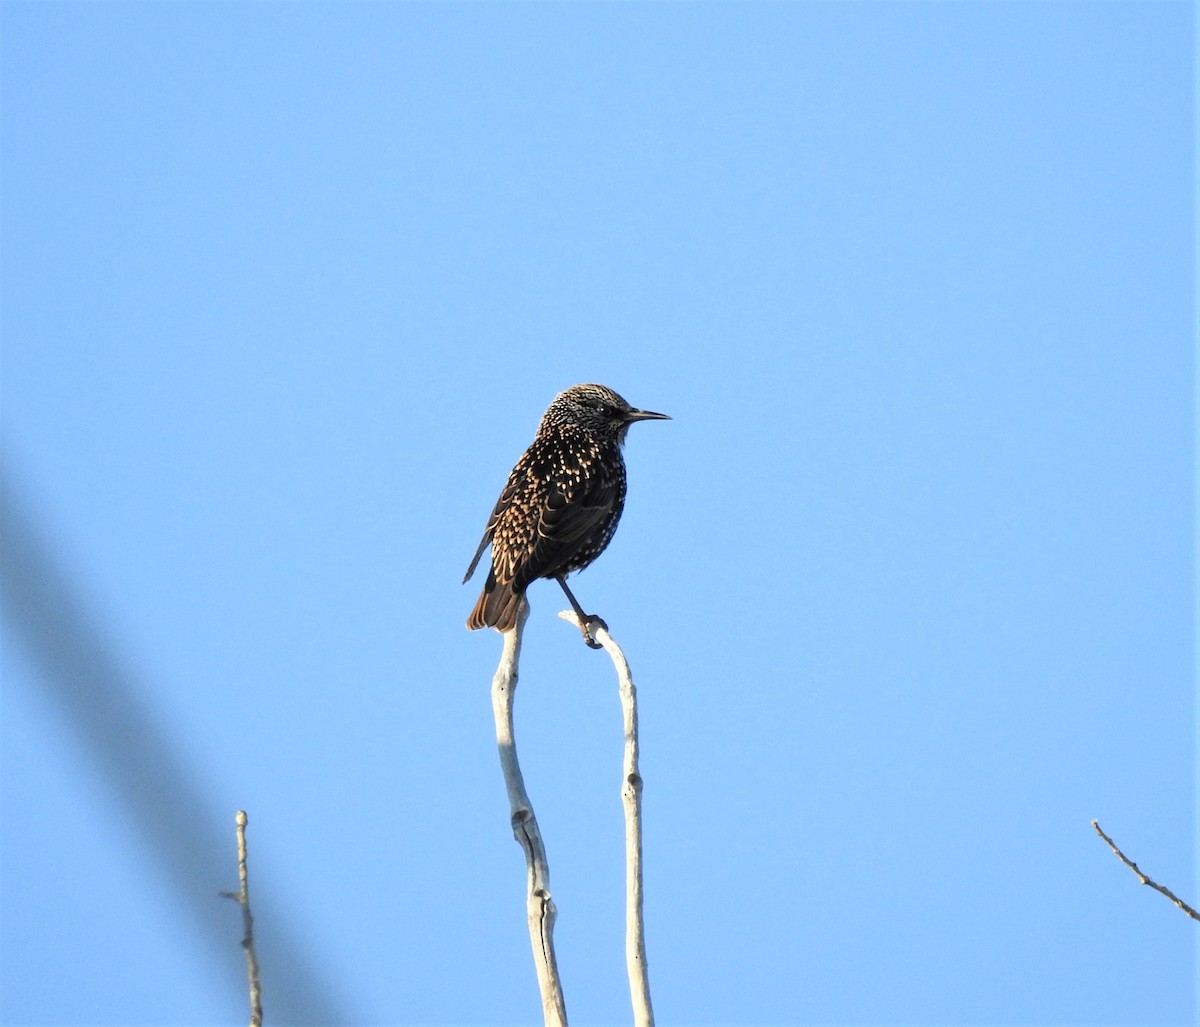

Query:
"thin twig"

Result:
[[492, 600, 568, 1026], [233, 810, 264, 1026], [560, 611, 655, 1027], [1091, 820, 1200, 922]]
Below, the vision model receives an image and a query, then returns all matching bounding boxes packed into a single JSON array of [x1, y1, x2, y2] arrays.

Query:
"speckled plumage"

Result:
[[464, 384, 669, 634]]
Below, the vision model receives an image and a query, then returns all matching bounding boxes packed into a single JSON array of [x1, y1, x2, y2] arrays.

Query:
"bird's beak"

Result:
[[625, 408, 671, 422]]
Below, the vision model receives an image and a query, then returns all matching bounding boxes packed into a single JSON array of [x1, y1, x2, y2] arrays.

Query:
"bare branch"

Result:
[[234, 810, 263, 1026], [1091, 820, 1200, 922], [492, 600, 568, 1026], [560, 611, 655, 1027]]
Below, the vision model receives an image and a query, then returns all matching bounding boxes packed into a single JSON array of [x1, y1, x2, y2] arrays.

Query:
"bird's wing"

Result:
[[513, 470, 620, 588], [467, 431, 621, 590], [462, 469, 526, 584], [461, 533, 491, 584], [540, 478, 617, 549]]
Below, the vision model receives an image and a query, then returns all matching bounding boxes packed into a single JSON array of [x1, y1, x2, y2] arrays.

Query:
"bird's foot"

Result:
[[581, 615, 608, 649]]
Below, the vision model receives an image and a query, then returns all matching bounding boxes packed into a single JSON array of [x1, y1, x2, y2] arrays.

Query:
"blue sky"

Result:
[[1, 3, 1194, 1025]]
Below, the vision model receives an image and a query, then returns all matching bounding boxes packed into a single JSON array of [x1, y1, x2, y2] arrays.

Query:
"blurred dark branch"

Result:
[[0, 470, 348, 1023], [1091, 820, 1199, 922]]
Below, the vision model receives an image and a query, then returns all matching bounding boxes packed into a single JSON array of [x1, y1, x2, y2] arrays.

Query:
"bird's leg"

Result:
[[555, 576, 606, 649]]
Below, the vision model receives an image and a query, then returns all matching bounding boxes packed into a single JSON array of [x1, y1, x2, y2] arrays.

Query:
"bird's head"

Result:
[[543, 384, 671, 441]]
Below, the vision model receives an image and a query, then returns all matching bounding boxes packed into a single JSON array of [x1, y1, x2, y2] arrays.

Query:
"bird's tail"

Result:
[[466, 578, 523, 633]]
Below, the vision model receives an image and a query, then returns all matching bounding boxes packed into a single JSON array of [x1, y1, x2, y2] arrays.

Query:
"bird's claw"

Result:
[[581, 616, 608, 649]]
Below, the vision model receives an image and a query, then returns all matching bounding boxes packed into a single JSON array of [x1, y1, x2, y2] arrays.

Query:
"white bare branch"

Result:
[[492, 600, 569, 1026], [559, 611, 655, 1027]]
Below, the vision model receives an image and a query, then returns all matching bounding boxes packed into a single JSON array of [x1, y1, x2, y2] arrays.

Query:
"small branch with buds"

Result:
[[1091, 819, 1199, 922]]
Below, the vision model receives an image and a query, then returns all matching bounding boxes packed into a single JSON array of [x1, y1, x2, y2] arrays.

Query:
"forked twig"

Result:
[[492, 601, 568, 1026], [1091, 819, 1199, 922], [560, 611, 655, 1027]]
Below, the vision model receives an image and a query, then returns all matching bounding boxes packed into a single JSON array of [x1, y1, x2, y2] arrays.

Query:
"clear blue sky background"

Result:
[[1, 3, 1194, 1025]]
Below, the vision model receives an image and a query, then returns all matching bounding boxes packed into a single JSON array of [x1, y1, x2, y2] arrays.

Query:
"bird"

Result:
[[464, 383, 670, 647]]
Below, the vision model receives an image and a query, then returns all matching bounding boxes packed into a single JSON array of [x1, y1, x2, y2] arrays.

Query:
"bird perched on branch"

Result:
[[464, 383, 670, 647]]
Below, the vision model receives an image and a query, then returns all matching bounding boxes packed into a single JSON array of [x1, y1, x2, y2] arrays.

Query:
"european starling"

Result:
[[464, 383, 670, 646]]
